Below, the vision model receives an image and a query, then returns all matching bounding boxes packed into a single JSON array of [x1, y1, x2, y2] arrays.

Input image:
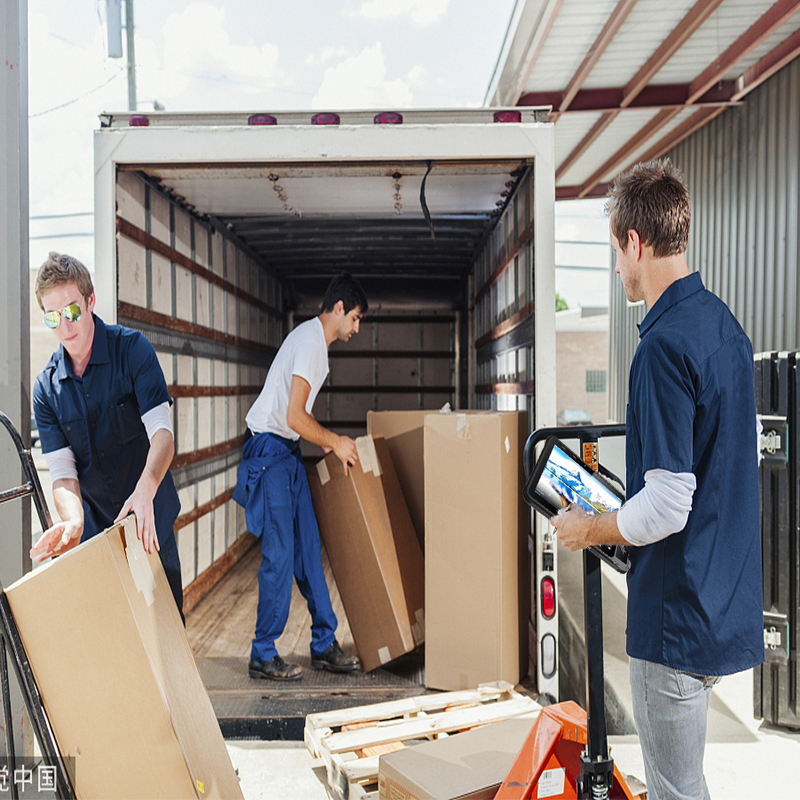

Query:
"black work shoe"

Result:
[[311, 639, 361, 673], [248, 655, 303, 681]]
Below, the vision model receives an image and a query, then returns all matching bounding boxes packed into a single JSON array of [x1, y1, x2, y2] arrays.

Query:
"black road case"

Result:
[[754, 350, 800, 729]]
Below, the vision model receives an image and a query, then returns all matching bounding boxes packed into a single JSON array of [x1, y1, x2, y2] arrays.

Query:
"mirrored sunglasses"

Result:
[[44, 303, 82, 329]]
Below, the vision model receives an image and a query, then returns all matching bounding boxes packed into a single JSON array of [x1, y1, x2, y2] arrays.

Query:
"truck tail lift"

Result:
[[498, 425, 636, 800], [0, 411, 75, 800]]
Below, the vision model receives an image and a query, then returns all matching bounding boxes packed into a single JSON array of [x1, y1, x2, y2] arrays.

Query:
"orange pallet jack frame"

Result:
[[495, 701, 636, 799]]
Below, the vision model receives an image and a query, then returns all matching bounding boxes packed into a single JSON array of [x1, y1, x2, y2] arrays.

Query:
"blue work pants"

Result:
[[241, 433, 337, 663]]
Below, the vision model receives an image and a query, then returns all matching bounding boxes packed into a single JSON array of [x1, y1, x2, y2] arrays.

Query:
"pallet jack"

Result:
[[497, 425, 638, 800], [0, 410, 75, 800]]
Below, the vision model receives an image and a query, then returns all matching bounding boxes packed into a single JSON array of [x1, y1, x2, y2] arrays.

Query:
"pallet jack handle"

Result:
[[0, 410, 75, 800], [525, 424, 627, 800]]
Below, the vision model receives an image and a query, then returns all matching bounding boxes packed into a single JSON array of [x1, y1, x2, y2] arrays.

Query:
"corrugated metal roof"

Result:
[[490, 0, 800, 199]]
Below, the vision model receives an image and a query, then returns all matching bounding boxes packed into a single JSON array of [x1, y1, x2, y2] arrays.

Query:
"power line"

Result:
[[29, 67, 125, 119]]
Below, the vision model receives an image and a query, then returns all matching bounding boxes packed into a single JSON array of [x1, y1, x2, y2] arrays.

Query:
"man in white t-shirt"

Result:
[[233, 272, 368, 680]]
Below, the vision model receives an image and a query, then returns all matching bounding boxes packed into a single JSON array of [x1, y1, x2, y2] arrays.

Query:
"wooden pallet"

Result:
[[304, 681, 542, 800]]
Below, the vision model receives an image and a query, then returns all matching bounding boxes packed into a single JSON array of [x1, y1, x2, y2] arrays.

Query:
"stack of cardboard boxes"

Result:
[[310, 408, 529, 691]]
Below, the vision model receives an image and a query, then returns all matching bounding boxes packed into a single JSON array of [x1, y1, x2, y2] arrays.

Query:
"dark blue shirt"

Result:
[[33, 316, 180, 544], [625, 272, 763, 675]]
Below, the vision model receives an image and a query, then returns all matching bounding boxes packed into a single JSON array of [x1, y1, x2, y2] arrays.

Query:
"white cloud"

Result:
[[313, 42, 425, 109], [137, 3, 285, 109], [304, 47, 352, 68], [349, 0, 449, 28]]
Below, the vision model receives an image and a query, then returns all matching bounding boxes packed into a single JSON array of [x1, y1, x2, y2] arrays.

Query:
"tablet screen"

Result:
[[536, 443, 623, 517]]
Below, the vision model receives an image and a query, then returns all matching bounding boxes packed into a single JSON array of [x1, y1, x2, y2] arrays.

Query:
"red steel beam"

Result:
[[556, 183, 609, 201], [622, 0, 725, 106], [687, 0, 800, 103], [626, 105, 727, 166], [522, 82, 740, 113], [578, 107, 683, 198], [731, 25, 800, 100], [554, 0, 639, 120]]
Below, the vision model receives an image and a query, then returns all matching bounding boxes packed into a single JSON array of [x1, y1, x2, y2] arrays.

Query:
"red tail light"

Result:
[[374, 112, 403, 125], [541, 576, 556, 619], [248, 114, 277, 126], [494, 111, 522, 123], [129, 115, 149, 127], [312, 113, 340, 125]]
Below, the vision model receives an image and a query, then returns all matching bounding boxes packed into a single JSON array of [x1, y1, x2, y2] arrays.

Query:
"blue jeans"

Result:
[[629, 657, 721, 800], [239, 433, 337, 663]]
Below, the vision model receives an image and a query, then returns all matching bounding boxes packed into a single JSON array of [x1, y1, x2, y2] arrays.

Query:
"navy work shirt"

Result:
[[33, 316, 180, 544], [625, 272, 763, 675]]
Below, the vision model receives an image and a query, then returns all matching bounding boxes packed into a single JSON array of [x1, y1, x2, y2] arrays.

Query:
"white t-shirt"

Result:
[[246, 317, 329, 440]]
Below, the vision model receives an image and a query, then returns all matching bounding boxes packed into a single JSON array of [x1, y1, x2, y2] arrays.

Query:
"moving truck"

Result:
[[92, 108, 560, 701]]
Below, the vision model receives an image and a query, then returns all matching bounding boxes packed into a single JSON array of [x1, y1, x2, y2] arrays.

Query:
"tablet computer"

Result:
[[523, 436, 630, 573]]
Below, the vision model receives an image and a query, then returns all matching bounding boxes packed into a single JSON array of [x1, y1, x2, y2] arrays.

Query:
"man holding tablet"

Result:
[[553, 160, 763, 800]]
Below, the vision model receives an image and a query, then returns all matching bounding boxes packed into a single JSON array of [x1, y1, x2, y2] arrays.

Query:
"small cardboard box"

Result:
[[309, 435, 425, 672], [424, 411, 529, 691], [4, 517, 243, 800], [378, 716, 537, 800]]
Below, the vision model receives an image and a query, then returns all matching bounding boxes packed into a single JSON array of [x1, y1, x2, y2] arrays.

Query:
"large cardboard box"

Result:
[[424, 411, 529, 691], [378, 716, 537, 800], [367, 410, 436, 550], [4, 517, 243, 800], [309, 434, 425, 672]]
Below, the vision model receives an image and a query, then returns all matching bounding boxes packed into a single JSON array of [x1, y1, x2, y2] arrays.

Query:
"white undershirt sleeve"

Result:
[[141, 401, 173, 442], [617, 469, 697, 546], [44, 446, 78, 483]]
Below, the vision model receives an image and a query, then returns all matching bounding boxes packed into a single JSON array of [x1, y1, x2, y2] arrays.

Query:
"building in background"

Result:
[[556, 306, 609, 426]]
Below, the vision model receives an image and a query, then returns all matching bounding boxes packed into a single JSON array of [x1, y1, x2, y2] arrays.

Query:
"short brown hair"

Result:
[[605, 159, 690, 258], [35, 252, 94, 310]]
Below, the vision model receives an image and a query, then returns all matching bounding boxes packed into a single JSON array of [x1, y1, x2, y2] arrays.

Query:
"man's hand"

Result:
[[551, 505, 595, 551], [332, 434, 358, 476], [551, 505, 627, 551], [30, 518, 83, 561], [115, 480, 160, 554]]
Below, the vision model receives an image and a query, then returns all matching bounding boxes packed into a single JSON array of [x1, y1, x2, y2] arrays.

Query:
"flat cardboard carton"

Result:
[[424, 411, 529, 691], [308, 434, 425, 672], [4, 517, 243, 800], [378, 716, 537, 800]]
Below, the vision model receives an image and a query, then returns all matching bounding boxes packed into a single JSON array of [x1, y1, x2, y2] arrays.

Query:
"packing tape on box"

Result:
[[316, 459, 330, 485], [505, 435, 510, 453], [125, 528, 156, 607], [457, 413, 470, 440], [378, 646, 391, 665], [357, 436, 382, 476]]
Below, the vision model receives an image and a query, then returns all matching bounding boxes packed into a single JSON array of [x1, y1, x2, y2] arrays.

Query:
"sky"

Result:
[[26, 0, 610, 308]]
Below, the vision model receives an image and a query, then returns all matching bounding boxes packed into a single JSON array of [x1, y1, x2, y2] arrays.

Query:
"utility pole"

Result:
[[0, 0, 31, 761], [125, 0, 137, 111]]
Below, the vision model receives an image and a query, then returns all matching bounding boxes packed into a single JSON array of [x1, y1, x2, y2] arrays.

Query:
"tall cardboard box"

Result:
[[424, 411, 528, 691], [367, 410, 436, 550], [308, 435, 425, 672], [4, 517, 243, 800]]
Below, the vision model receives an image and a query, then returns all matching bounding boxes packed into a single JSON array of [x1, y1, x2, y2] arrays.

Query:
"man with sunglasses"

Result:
[[31, 252, 183, 618]]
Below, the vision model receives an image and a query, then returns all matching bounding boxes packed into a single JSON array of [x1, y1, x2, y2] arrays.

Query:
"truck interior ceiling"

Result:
[[124, 160, 529, 312]]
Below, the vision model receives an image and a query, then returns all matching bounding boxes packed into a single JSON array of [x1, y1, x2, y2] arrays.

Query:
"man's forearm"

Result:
[[52, 478, 84, 528], [287, 406, 338, 450], [136, 429, 174, 497]]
